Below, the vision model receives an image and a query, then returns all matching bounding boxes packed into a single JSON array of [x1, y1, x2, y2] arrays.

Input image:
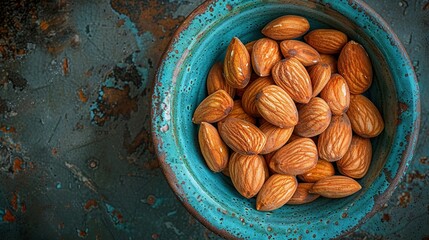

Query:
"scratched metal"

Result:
[[0, 0, 427, 240]]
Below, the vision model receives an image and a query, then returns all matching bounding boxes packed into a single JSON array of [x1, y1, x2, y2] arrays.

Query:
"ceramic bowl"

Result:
[[151, 0, 420, 238]]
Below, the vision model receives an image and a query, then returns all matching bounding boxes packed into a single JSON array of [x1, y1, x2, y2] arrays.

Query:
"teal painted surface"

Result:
[[152, 0, 420, 239]]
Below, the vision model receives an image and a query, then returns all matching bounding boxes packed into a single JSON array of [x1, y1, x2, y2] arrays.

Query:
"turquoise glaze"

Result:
[[151, 0, 420, 239]]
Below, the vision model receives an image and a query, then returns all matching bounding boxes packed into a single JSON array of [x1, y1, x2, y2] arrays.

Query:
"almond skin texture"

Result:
[[224, 37, 252, 89], [320, 54, 337, 73], [207, 62, 236, 97], [320, 74, 350, 115], [298, 160, 335, 183], [280, 40, 320, 66], [318, 114, 353, 162], [229, 153, 267, 199], [198, 122, 229, 172], [338, 41, 373, 94], [309, 175, 362, 198], [337, 135, 372, 179], [262, 15, 310, 40], [255, 85, 299, 128], [256, 174, 298, 211], [309, 63, 331, 97], [295, 97, 332, 137], [304, 29, 348, 54], [259, 121, 294, 154], [348, 94, 384, 138], [252, 38, 282, 77], [272, 58, 312, 103], [245, 40, 256, 56], [241, 77, 274, 117], [287, 183, 320, 205], [270, 138, 318, 175], [222, 161, 230, 177], [192, 90, 234, 124], [223, 100, 257, 125], [219, 118, 267, 155]]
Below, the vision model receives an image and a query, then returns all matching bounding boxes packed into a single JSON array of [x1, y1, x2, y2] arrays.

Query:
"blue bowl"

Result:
[[151, 0, 420, 238]]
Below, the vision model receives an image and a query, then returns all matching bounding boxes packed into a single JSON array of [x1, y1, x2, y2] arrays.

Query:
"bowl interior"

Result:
[[153, 0, 419, 239]]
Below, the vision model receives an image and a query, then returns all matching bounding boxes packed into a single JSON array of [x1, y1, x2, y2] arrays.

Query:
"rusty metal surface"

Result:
[[0, 0, 427, 239]]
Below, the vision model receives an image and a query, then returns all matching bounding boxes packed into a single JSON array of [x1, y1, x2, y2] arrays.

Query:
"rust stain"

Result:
[[226, 4, 233, 11], [77, 88, 88, 103], [126, 127, 154, 154], [381, 213, 391, 222], [62, 57, 69, 75], [423, 2, 429, 11], [84, 199, 98, 211], [398, 192, 411, 208], [143, 159, 160, 170], [151, 233, 160, 239], [3, 209, 15, 222], [77, 229, 87, 238], [398, 102, 409, 113], [21, 203, 26, 213], [0, 125, 16, 133], [51, 147, 58, 156], [116, 19, 125, 28], [40, 20, 49, 31], [11, 192, 18, 211], [406, 170, 426, 183], [112, 209, 124, 223], [13, 157, 24, 173], [420, 156, 428, 164]]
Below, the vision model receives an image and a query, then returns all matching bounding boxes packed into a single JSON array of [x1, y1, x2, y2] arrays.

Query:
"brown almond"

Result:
[[347, 94, 384, 138], [229, 153, 267, 199], [207, 62, 236, 97], [270, 138, 318, 175], [256, 174, 298, 211], [318, 114, 353, 162], [338, 41, 373, 94], [198, 122, 229, 172], [298, 160, 335, 183], [309, 63, 331, 97], [261, 15, 310, 40], [222, 161, 230, 177], [320, 54, 337, 73], [223, 100, 257, 125], [287, 183, 320, 205], [337, 135, 372, 179], [252, 38, 282, 76], [309, 175, 362, 198], [280, 40, 320, 66], [241, 77, 274, 117], [245, 40, 256, 56], [255, 85, 298, 128], [224, 37, 252, 89], [295, 97, 331, 137], [320, 74, 350, 115], [304, 29, 348, 54], [192, 90, 234, 124], [219, 118, 266, 155], [259, 121, 294, 154], [272, 58, 312, 103]]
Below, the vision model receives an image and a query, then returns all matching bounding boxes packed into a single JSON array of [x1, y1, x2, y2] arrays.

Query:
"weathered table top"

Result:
[[0, 0, 427, 239]]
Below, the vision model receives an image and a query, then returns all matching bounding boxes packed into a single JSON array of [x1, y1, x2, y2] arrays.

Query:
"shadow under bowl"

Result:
[[152, 0, 420, 239]]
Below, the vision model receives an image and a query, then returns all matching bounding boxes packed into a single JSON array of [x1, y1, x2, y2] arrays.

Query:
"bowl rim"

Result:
[[151, 0, 420, 238]]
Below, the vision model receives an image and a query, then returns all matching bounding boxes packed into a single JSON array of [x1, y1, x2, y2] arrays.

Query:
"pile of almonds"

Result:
[[192, 15, 384, 211]]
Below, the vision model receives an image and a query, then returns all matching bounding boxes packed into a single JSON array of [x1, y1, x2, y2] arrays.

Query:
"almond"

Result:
[[320, 54, 337, 73], [347, 94, 384, 138], [241, 77, 274, 117], [245, 40, 256, 56], [224, 37, 252, 89], [338, 41, 373, 94], [280, 40, 320, 66], [222, 161, 230, 177], [337, 135, 372, 179], [219, 118, 266, 155], [223, 100, 256, 125], [261, 15, 310, 40], [255, 85, 298, 128], [287, 183, 320, 205], [192, 90, 234, 124], [256, 174, 298, 211], [207, 62, 236, 97], [286, 133, 301, 143], [198, 122, 229, 172], [304, 29, 348, 54], [318, 114, 353, 162], [295, 97, 331, 137], [252, 38, 282, 76], [272, 58, 312, 103], [309, 175, 362, 198], [309, 63, 331, 97], [298, 160, 335, 183], [270, 138, 318, 175], [320, 74, 350, 115], [229, 153, 267, 198], [259, 121, 294, 154]]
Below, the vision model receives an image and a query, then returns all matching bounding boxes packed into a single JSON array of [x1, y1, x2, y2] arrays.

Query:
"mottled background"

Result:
[[0, 0, 427, 239]]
